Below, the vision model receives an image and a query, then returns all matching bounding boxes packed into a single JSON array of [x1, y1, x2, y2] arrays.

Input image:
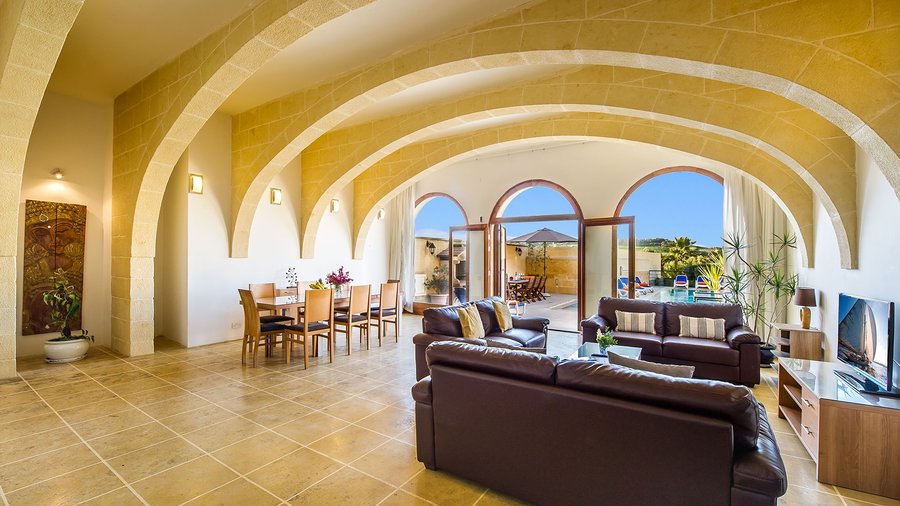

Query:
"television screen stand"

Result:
[[777, 358, 900, 500], [834, 370, 900, 398]]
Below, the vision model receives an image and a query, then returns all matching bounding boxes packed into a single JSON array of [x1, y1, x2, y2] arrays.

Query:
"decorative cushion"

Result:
[[615, 310, 656, 333], [456, 304, 485, 339], [679, 315, 726, 341], [608, 351, 695, 378], [491, 299, 513, 332]]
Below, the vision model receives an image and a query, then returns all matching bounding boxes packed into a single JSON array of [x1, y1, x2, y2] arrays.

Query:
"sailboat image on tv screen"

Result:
[[838, 298, 885, 382]]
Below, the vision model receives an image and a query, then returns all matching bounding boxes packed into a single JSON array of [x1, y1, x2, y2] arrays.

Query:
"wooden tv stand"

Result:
[[777, 358, 900, 499]]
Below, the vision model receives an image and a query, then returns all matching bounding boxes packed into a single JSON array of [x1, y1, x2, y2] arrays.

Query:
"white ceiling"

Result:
[[47, 0, 265, 103], [219, 0, 531, 114]]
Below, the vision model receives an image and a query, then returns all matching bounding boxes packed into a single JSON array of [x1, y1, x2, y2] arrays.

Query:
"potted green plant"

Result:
[[423, 264, 450, 304], [42, 268, 94, 363], [721, 232, 798, 366], [595, 326, 618, 357]]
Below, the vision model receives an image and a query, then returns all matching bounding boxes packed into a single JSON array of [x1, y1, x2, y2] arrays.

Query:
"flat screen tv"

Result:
[[835, 293, 898, 396]]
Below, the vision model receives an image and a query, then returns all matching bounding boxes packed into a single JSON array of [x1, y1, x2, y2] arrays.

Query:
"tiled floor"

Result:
[[0, 316, 897, 505]]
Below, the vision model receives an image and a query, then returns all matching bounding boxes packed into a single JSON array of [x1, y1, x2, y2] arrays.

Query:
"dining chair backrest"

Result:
[[348, 284, 371, 314], [249, 283, 275, 299], [380, 282, 398, 310], [238, 289, 261, 335], [305, 289, 333, 323]]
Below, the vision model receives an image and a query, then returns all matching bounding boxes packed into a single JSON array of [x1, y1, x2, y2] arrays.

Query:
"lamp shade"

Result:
[[794, 287, 817, 307]]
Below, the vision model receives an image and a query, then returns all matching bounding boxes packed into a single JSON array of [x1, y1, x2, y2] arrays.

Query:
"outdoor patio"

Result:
[[513, 292, 580, 332]]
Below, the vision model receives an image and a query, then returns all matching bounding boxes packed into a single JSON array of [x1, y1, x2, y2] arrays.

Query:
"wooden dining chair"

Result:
[[370, 282, 400, 345], [284, 288, 334, 368], [333, 284, 371, 353], [238, 289, 287, 367], [249, 282, 294, 324]]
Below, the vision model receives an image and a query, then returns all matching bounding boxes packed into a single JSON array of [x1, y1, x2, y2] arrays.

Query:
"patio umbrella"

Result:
[[507, 227, 577, 277]]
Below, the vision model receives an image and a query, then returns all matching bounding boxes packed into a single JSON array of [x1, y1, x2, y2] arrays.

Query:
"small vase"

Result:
[[596, 346, 609, 357], [335, 284, 348, 298]]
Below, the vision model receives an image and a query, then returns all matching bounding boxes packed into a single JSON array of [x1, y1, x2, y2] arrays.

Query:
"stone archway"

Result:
[[352, 113, 814, 268], [0, 0, 84, 377]]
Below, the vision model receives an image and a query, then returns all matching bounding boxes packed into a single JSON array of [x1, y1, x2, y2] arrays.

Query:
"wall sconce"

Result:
[[330, 198, 340, 213], [515, 247, 523, 256], [425, 241, 436, 255], [376, 208, 385, 220], [188, 173, 204, 194], [51, 168, 63, 180], [270, 188, 282, 205]]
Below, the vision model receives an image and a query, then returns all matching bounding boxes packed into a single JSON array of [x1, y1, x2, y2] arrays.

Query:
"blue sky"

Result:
[[415, 173, 723, 245]]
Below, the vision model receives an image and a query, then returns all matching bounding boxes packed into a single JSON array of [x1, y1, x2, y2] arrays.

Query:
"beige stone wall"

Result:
[[524, 244, 579, 295]]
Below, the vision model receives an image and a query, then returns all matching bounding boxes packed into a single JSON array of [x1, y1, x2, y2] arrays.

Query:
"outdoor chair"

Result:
[[674, 275, 689, 288], [695, 276, 710, 290], [534, 275, 547, 301]]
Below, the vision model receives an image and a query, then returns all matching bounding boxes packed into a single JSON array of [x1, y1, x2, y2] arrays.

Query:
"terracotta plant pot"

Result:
[[44, 338, 90, 363]]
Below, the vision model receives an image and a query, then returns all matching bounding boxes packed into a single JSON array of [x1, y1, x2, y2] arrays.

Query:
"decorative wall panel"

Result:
[[22, 200, 86, 335]]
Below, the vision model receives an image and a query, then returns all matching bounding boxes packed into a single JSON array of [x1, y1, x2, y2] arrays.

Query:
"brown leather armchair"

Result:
[[414, 341, 787, 506], [582, 297, 761, 386]]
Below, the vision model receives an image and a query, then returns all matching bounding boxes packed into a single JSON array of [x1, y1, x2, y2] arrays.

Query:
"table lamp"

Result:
[[794, 287, 816, 329]]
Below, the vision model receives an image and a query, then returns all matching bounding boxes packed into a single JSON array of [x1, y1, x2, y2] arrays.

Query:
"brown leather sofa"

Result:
[[413, 297, 548, 380], [414, 341, 787, 506], [582, 297, 761, 386]]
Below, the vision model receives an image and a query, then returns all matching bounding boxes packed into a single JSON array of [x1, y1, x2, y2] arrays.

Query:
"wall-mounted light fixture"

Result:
[[425, 241, 436, 255], [188, 173, 204, 194], [51, 168, 63, 180], [330, 198, 340, 213], [270, 188, 282, 205], [515, 247, 523, 257], [376, 208, 385, 220]]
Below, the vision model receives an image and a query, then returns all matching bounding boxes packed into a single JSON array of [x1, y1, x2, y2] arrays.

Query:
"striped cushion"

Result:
[[678, 315, 726, 341], [614, 310, 656, 334], [456, 304, 485, 339]]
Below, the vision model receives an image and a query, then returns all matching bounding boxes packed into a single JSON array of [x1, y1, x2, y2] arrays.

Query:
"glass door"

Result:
[[449, 225, 487, 304], [580, 217, 635, 321]]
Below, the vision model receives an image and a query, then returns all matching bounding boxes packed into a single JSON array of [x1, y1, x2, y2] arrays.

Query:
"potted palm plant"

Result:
[[42, 268, 94, 363], [424, 265, 450, 304]]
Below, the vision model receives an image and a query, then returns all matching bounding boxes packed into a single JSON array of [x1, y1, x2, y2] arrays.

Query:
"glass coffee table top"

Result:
[[572, 342, 642, 363]]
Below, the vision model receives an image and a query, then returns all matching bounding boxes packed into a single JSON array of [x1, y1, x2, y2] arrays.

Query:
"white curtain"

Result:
[[723, 169, 792, 335], [389, 187, 416, 312]]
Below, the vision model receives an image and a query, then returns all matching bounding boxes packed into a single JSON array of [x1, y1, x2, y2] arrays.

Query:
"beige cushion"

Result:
[[679, 315, 726, 341], [608, 351, 695, 378], [491, 299, 513, 332], [615, 310, 655, 333], [456, 304, 485, 339]]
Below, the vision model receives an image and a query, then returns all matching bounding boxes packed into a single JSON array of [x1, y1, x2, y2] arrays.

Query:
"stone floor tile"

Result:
[[181, 416, 265, 452], [211, 431, 301, 475], [288, 466, 394, 505], [402, 469, 488, 506], [0, 443, 99, 492], [245, 448, 343, 500], [351, 439, 421, 487], [185, 478, 281, 505], [273, 411, 350, 445], [309, 424, 390, 463], [106, 437, 204, 483], [321, 397, 388, 423], [88, 422, 177, 459], [5, 463, 123, 505], [131, 456, 238, 504]]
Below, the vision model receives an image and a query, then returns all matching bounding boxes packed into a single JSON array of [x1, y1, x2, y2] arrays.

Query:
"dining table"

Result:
[[253, 293, 381, 321]]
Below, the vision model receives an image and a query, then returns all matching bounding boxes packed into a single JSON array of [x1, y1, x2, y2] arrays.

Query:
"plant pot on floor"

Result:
[[44, 338, 91, 363], [428, 294, 450, 305], [760, 343, 776, 368]]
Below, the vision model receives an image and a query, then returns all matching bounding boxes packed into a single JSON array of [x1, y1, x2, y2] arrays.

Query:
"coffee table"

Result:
[[571, 342, 642, 364]]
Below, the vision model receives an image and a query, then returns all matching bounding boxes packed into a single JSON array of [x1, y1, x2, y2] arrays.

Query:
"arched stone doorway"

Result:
[[414, 193, 467, 306]]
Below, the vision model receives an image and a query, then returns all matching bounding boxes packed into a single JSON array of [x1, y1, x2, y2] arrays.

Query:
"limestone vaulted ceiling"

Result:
[[4, 0, 896, 362]]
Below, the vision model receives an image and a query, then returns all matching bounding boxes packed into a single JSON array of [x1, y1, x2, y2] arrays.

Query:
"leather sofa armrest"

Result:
[[411, 377, 432, 405], [511, 316, 549, 334], [413, 333, 486, 347], [732, 409, 787, 500], [727, 326, 760, 349], [580, 315, 610, 343]]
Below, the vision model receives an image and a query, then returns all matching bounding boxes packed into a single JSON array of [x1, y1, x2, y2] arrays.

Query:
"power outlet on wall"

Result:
[[231, 322, 241, 329]]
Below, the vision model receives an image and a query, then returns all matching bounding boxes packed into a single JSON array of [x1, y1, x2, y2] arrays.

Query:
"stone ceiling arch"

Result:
[[0, 0, 84, 378], [280, 67, 855, 269], [231, 1, 900, 260], [109, 0, 373, 356], [350, 113, 814, 269]]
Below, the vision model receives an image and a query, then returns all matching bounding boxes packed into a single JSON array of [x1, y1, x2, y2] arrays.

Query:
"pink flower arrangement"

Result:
[[325, 266, 353, 286]]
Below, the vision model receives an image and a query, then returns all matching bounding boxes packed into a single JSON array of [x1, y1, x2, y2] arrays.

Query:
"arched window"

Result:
[[616, 168, 724, 295], [414, 193, 466, 304]]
